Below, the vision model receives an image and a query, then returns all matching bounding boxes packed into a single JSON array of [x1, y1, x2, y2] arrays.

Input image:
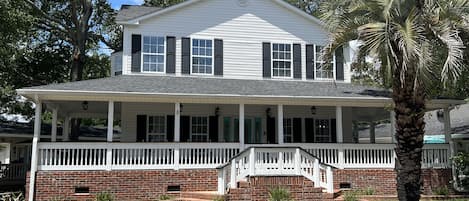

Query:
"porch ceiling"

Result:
[[17, 75, 464, 108]]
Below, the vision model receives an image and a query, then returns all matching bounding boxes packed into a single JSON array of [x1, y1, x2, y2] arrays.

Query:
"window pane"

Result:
[[271, 43, 292, 78], [192, 39, 213, 74], [142, 36, 165, 72]]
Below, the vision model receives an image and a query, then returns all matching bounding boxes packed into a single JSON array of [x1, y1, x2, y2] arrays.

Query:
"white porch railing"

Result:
[[36, 143, 450, 171], [37, 142, 240, 171], [216, 147, 334, 195]]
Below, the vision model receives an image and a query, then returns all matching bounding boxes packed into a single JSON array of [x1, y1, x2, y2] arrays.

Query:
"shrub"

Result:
[[95, 192, 113, 201], [342, 190, 359, 201], [1, 192, 24, 201], [268, 186, 293, 201], [433, 186, 449, 196], [362, 187, 375, 195], [451, 152, 469, 190], [157, 194, 174, 200], [212, 196, 225, 201]]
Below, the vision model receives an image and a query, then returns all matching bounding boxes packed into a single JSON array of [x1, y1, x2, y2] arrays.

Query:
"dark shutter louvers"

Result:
[[166, 36, 176, 74], [306, 44, 314, 79], [180, 116, 190, 142], [293, 118, 302, 143], [181, 37, 191, 74], [131, 35, 142, 73], [262, 42, 271, 78], [331, 119, 337, 143], [293, 44, 302, 79], [214, 39, 223, 76], [136, 115, 147, 142], [335, 47, 344, 81], [209, 116, 219, 142], [305, 118, 314, 143], [267, 117, 276, 144], [166, 115, 175, 142]]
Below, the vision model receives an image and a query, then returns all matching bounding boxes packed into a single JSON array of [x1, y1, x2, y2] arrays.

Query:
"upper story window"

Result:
[[272, 43, 292, 78], [142, 36, 165, 73], [192, 39, 213, 74], [315, 46, 335, 80]]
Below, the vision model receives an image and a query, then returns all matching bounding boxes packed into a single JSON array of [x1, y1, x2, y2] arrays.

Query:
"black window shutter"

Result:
[[293, 44, 302, 79], [293, 118, 302, 143], [131, 35, 142, 73], [180, 116, 190, 142], [306, 44, 314, 79], [136, 115, 147, 142], [335, 47, 344, 81], [181, 37, 191, 74], [266, 117, 276, 144], [214, 39, 223, 76], [209, 116, 219, 142], [331, 119, 337, 143], [262, 42, 271, 78], [166, 115, 175, 142], [166, 36, 176, 74], [305, 118, 314, 143]]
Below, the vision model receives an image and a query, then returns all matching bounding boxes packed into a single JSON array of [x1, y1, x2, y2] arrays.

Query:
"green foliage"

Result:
[[268, 186, 293, 201], [432, 186, 449, 196], [451, 152, 469, 189], [156, 194, 174, 200], [212, 196, 225, 201], [342, 190, 359, 201], [0, 192, 24, 201], [95, 192, 113, 201]]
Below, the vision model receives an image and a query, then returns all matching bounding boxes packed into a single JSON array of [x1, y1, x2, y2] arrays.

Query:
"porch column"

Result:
[[336, 106, 343, 143], [62, 116, 70, 141], [51, 108, 58, 142], [28, 100, 42, 201], [107, 101, 114, 142], [239, 104, 245, 150], [370, 122, 376, 144], [390, 111, 396, 143], [443, 108, 451, 143], [277, 104, 284, 144], [174, 103, 181, 142]]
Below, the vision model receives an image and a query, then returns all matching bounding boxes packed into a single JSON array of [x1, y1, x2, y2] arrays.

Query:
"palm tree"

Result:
[[319, 0, 468, 200]]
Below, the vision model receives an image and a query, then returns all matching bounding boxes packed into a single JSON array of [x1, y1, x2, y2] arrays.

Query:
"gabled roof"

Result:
[[116, 0, 325, 27]]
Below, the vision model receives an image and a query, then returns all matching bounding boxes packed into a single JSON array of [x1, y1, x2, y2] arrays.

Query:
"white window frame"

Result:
[[313, 44, 336, 80], [283, 118, 294, 143], [190, 38, 215, 75], [147, 115, 167, 142], [314, 119, 332, 143], [190, 116, 210, 142], [141, 35, 166, 74], [271, 42, 294, 79]]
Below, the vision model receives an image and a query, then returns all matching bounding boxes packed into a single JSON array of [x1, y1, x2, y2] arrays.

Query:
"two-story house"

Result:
[[17, 0, 463, 200]]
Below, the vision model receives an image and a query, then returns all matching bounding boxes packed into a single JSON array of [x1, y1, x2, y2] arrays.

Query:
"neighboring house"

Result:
[[16, 1, 464, 200]]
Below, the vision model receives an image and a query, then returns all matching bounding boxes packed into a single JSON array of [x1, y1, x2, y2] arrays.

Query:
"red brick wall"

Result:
[[334, 169, 452, 195], [228, 176, 334, 201], [28, 169, 217, 201]]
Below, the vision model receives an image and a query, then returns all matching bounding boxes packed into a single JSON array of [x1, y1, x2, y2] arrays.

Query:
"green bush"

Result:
[[1, 192, 24, 201], [95, 192, 113, 201], [451, 152, 469, 190], [268, 186, 293, 201], [157, 194, 174, 200], [212, 196, 225, 201], [342, 190, 359, 201], [433, 186, 449, 196]]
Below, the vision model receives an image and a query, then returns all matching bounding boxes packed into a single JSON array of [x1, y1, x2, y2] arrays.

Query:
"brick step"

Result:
[[179, 191, 220, 200], [174, 198, 213, 201]]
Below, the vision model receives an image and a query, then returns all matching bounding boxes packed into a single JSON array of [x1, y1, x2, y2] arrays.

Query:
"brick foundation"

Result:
[[227, 176, 334, 201], [28, 169, 217, 201], [26, 168, 453, 200], [334, 169, 453, 195]]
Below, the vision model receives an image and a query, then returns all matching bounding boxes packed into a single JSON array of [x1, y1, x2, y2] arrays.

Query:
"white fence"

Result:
[[217, 147, 334, 194], [37, 143, 450, 171]]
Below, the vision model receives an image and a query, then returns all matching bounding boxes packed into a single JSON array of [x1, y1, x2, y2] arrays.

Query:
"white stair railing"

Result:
[[217, 147, 335, 195]]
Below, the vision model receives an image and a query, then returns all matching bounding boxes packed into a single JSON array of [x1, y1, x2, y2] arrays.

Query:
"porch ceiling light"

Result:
[[81, 101, 89, 111], [215, 107, 220, 116], [310, 106, 317, 115]]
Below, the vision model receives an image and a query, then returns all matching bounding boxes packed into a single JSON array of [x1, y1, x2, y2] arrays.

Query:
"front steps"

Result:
[[226, 176, 337, 201]]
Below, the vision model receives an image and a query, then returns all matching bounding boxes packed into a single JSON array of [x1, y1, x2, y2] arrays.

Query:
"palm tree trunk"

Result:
[[393, 70, 426, 201]]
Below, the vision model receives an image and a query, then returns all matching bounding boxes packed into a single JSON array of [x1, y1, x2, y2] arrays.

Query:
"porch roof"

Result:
[[17, 75, 463, 108]]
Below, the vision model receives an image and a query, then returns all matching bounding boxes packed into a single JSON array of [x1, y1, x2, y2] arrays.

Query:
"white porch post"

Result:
[[62, 116, 70, 141], [277, 104, 284, 144], [336, 106, 344, 169], [390, 111, 396, 143], [336, 106, 343, 143], [28, 100, 42, 201], [106, 101, 114, 171], [239, 104, 245, 150], [370, 122, 376, 144], [174, 103, 181, 170], [51, 108, 58, 142], [443, 108, 451, 143]]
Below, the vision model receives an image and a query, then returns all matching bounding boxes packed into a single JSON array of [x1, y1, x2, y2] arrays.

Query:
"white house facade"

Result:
[[15, 0, 464, 200]]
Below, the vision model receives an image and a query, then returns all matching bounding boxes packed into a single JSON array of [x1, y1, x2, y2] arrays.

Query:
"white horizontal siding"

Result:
[[122, 0, 342, 81]]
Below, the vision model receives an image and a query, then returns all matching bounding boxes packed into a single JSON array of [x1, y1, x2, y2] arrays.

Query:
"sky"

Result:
[[109, 0, 144, 9]]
